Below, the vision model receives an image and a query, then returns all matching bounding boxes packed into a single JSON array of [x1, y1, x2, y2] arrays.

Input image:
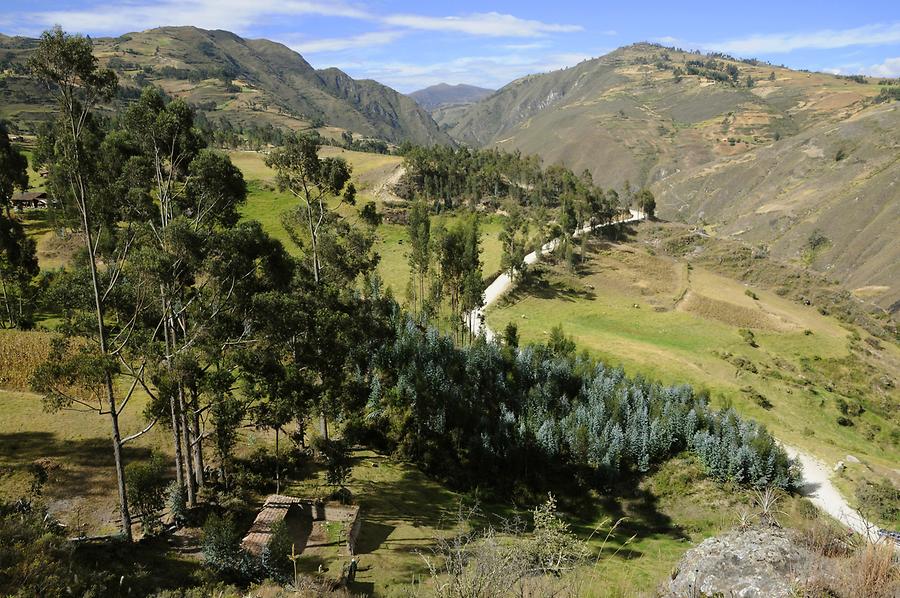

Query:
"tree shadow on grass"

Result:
[[0, 431, 152, 500], [571, 484, 689, 562], [74, 535, 201, 595], [355, 521, 396, 554]]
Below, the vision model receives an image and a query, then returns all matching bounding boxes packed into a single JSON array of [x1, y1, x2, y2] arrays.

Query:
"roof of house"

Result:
[[11, 191, 47, 201], [241, 494, 309, 555]]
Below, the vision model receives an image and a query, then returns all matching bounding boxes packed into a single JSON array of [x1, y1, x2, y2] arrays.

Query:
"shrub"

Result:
[[835, 148, 847, 161], [260, 520, 293, 583], [0, 502, 110, 595], [314, 438, 353, 493], [837, 416, 854, 427], [855, 479, 900, 526], [201, 513, 255, 581], [739, 328, 758, 347], [744, 289, 759, 300], [167, 481, 188, 526], [528, 494, 589, 575], [125, 453, 168, 535]]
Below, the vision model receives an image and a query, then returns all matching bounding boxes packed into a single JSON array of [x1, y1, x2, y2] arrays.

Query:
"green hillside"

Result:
[[0, 26, 452, 146], [486, 224, 900, 524]]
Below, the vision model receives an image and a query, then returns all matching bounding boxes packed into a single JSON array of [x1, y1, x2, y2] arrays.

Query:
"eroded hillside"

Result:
[[445, 43, 899, 311]]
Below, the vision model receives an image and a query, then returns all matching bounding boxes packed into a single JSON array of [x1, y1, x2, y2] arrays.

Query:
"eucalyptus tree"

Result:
[[436, 216, 482, 344], [28, 27, 143, 539], [0, 121, 28, 217], [0, 124, 37, 328], [499, 204, 527, 280], [406, 200, 431, 319], [265, 133, 379, 438], [265, 134, 356, 285]]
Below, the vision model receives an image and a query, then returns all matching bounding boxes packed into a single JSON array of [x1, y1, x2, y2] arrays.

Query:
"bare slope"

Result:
[[0, 26, 452, 146], [660, 102, 900, 312], [447, 43, 898, 311]]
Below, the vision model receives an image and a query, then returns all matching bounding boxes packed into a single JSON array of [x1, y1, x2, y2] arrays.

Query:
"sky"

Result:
[[2, 0, 900, 92]]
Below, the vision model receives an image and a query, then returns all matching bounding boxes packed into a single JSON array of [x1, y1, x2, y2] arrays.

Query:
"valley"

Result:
[[0, 16, 897, 598]]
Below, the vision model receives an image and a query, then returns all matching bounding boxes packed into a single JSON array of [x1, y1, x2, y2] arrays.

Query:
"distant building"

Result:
[[10, 191, 48, 210]]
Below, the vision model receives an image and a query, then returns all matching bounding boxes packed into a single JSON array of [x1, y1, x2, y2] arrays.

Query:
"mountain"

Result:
[[409, 83, 494, 111], [443, 43, 900, 312], [0, 26, 452, 146]]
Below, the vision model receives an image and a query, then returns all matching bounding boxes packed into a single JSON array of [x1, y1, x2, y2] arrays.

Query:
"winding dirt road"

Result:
[[468, 209, 880, 540]]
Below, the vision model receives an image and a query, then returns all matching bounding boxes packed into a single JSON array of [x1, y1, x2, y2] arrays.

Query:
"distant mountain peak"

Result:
[[409, 83, 495, 112]]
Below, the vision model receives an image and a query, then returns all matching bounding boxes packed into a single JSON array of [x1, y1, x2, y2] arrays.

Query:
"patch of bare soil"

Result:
[[678, 291, 789, 331]]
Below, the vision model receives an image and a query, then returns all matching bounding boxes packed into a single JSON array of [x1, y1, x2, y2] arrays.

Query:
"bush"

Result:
[[125, 453, 168, 535], [855, 479, 900, 526], [167, 481, 188, 526], [314, 438, 352, 492], [837, 416, 854, 427], [201, 513, 256, 581], [744, 289, 759, 300], [0, 502, 110, 596], [739, 328, 758, 347], [260, 520, 293, 583]]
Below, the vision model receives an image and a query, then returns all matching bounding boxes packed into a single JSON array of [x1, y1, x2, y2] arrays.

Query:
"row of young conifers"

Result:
[[367, 315, 799, 491]]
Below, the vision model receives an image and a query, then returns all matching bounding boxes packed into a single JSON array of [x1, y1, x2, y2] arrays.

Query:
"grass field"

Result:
[[1, 375, 797, 596], [232, 149, 506, 301], [486, 237, 900, 499]]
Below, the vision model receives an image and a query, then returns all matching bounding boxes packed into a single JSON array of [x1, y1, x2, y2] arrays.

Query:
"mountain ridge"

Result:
[[441, 43, 900, 311], [409, 82, 495, 111], [0, 25, 452, 146]]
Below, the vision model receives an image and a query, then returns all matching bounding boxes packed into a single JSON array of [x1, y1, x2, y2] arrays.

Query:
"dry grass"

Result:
[[840, 542, 900, 598], [0, 329, 55, 390], [798, 516, 900, 598], [678, 291, 784, 330]]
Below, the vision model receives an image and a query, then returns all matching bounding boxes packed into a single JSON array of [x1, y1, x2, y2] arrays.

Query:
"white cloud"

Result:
[[704, 22, 900, 55], [290, 30, 405, 53], [10, 2, 581, 41], [864, 56, 900, 77], [13, 0, 370, 36], [381, 12, 581, 38]]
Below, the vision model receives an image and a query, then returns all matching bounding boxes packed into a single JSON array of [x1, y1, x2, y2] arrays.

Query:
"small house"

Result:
[[10, 191, 48, 210], [241, 494, 361, 558]]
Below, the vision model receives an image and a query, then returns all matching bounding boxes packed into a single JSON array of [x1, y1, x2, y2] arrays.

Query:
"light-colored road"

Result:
[[469, 209, 881, 541], [468, 209, 645, 340], [782, 445, 879, 538]]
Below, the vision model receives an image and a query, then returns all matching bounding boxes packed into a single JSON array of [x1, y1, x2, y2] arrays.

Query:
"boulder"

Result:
[[664, 527, 814, 598]]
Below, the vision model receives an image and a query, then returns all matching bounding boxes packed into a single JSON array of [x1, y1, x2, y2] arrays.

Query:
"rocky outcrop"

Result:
[[664, 527, 815, 598]]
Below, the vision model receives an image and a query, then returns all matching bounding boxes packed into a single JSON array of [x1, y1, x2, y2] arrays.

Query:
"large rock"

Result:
[[664, 527, 813, 597]]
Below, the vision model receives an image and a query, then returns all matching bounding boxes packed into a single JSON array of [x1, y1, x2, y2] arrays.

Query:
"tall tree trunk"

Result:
[[83, 212, 132, 541], [320, 414, 329, 441], [161, 289, 185, 491], [178, 385, 197, 507], [0, 275, 14, 328], [190, 387, 204, 487]]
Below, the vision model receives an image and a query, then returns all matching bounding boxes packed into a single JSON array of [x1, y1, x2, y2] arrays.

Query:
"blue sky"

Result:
[[3, 1, 899, 91]]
